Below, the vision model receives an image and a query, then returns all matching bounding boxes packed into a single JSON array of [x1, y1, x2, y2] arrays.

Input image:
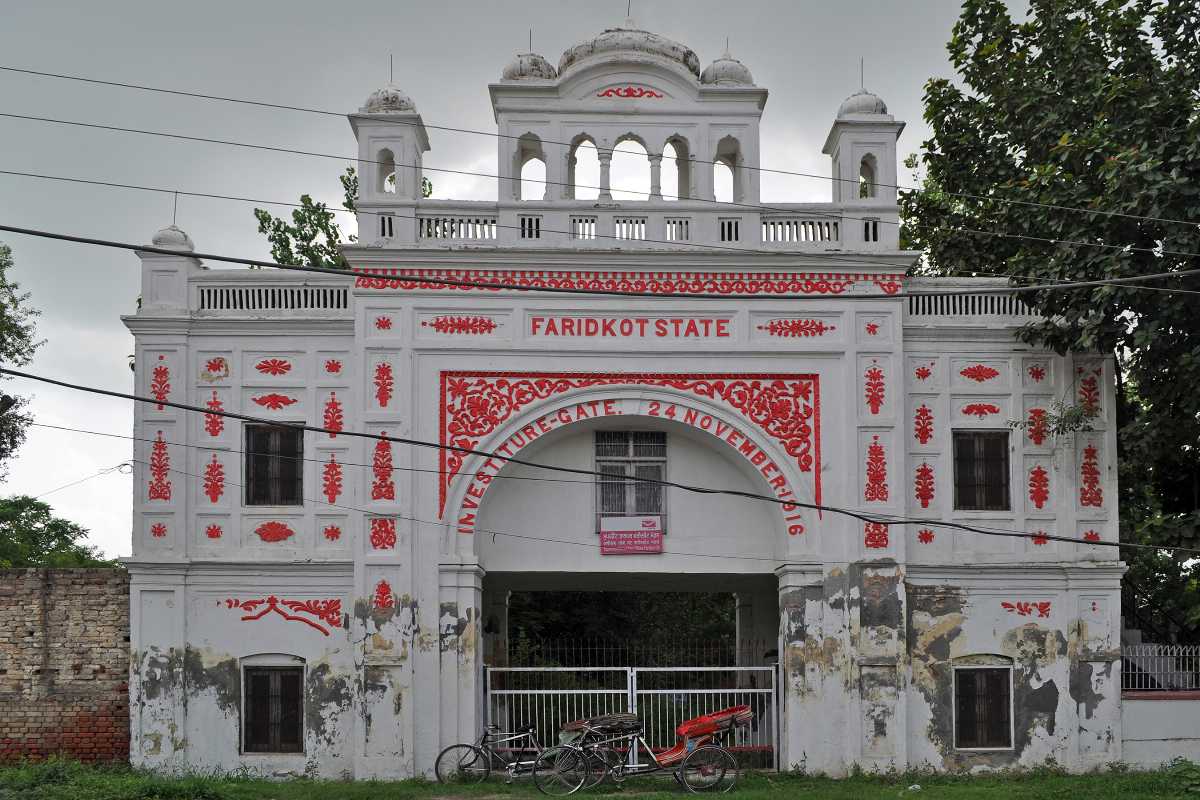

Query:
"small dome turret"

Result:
[[559, 21, 700, 77], [701, 49, 754, 86], [838, 88, 888, 117], [151, 224, 193, 252], [502, 52, 558, 81], [361, 84, 417, 114]]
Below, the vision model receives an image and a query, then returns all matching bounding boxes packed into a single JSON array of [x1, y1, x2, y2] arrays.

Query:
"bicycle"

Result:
[[434, 723, 545, 784]]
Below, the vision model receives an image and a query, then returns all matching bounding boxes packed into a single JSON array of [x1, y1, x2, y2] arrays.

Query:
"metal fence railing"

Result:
[[1122, 644, 1200, 691], [487, 637, 775, 669]]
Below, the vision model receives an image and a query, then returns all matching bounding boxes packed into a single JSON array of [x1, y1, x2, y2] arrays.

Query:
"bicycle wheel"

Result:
[[532, 746, 588, 796], [583, 746, 621, 788], [435, 743, 490, 784], [679, 745, 739, 793]]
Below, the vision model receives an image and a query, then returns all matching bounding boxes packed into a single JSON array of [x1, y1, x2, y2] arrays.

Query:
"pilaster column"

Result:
[[598, 150, 613, 201], [648, 153, 663, 200]]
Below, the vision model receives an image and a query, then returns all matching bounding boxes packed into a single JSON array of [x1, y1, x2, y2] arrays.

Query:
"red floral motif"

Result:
[[224, 596, 342, 636], [1080, 443, 1103, 507], [150, 356, 170, 410], [1002, 601, 1051, 618], [914, 364, 933, 381], [204, 391, 224, 437], [148, 431, 172, 501], [1027, 408, 1048, 446], [255, 358, 292, 376], [1028, 465, 1050, 510], [255, 521, 295, 543], [960, 364, 1000, 382], [323, 525, 341, 541], [1083, 530, 1101, 542], [370, 518, 397, 550], [324, 359, 342, 375], [865, 322, 880, 336], [323, 392, 343, 438], [374, 363, 394, 408], [438, 371, 820, 516], [914, 462, 934, 508], [864, 436, 889, 502], [203, 454, 224, 503], [864, 362, 885, 415], [864, 521, 889, 549], [354, 268, 901, 297], [598, 86, 664, 98], [917, 528, 935, 544], [962, 403, 1001, 418], [1027, 364, 1046, 382], [375, 316, 393, 330], [372, 437, 395, 501], [373, 580, 395, 610], [322, 455, 342, 504], [150, 523, 167, 538], [914, 404, 934, 445], [1031, 530, 1050, 546], [205, 524, 222, 539], [422, 316, 498, 335], [756, 319, 834, 338], [1078, 368, 1101, 413], [252, 393, 298, 410], [201, 356, 229, 381]]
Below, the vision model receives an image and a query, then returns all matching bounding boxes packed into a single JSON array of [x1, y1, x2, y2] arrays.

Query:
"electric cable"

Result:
[[4, 64, 1196, 229], [33, 460, 131, 498], [7, 367, 1188, 555]]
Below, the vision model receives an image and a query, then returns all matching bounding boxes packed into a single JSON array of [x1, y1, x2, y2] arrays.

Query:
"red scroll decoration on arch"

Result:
[[224, 596, 342, 636], [150, 356, 170, 409], [913, 404, 933, 445], [914, 462, 934, 508], [864, 436, 888, 502], [203, 454, 224, 503], [598, 86, 664, 98], [438, 371, 820, 517], [1080, 443, 1103, 507], [148, 431, 172, 501]]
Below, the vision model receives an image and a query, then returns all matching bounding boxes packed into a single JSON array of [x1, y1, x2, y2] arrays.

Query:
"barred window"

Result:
[[245, 425, 304, 506], [954, 666, 1012, 749], [243, 666, 304, 753], [953, 431, 1010, 511], [595, 431, 666, 531]]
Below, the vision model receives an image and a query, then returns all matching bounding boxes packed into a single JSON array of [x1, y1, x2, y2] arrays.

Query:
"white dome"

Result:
[[502, 52, 558, 81], [559, 22, 700, 77], [700, 51, 753, 85], [361, 83, 417, 114], [151, 224, 193, 251], [838, 88, 888, 116]]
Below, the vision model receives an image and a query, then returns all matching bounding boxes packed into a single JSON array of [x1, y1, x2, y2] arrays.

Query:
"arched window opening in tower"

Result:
[[859, 154, 877, 199], [378, 148, 396, 194], [610, 136, 651, 201], [520, 158, 546, 201], [714, 135, 742, 203], [569, 137, 600, 200]]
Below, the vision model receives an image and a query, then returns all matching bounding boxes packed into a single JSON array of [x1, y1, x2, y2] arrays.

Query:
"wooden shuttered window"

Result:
[[954, 667, 1012, 749], [952, 431, 1010, 511], [243, 666, 304, 753], [245, 424, 304, 506]]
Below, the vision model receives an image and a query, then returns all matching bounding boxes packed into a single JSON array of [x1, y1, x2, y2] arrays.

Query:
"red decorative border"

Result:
[[438, 371, 820, 518], [960, 364, 1000, 382], [224, 596, 342, 636], [756, 319, 834, 338], [1002, 600, 1050, 618], [864, 435, 888, 502], [914, 462, 934, 508], [913, 404, 933, 445], [255, 358, 291, 376], [354, 268, 904, 297], [252, 393, 298, 410], [422, 315, 498, 335], [962, 403, 1000, 418], [598, 86, 664, 98]]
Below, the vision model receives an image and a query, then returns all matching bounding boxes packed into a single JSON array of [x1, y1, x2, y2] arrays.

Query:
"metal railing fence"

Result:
[[1122, 644, 1200, 691]]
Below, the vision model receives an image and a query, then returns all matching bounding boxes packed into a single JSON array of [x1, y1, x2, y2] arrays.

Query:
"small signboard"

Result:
[[599, 516, 663, 555]]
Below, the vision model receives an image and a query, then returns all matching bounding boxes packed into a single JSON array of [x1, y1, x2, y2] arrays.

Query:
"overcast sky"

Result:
[[0, 0, 998, 558]]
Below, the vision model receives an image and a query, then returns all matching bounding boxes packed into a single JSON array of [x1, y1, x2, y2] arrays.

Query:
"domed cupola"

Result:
[[558, 18, 700, 78], [360, 83, 417, 114], [838, 88, 888, 117], [502, 52, 558, 81], [151, 224, 194, 252], [700, 47, 754, 86]]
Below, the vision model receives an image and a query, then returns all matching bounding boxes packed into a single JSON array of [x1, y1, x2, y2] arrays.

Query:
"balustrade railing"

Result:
[[1123, 644, 1200, 691]]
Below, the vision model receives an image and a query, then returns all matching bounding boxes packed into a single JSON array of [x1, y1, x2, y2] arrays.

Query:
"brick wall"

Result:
[[0, 569, 130, 763]]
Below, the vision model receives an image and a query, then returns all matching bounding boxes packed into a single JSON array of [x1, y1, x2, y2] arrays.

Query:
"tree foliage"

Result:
[[253, 168, 358, 268], [0, 495, 112, 567], [902, 0, 1200, 639], [0, 243, 42, 481]]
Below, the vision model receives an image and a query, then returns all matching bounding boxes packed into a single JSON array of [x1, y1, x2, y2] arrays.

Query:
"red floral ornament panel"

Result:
[[1028, 465, 1050, 510], [372, 438, 395, 501], [1027, 408, 1048, 446], [373, 580, 395, 610], [204, 391, 224, 437], [1002, 601, 1050, 618], [422, 316, 498, 335], [148, 431, 172, 501], [1083, 530, 1101, 542], [324, 359, 342, 375], [150, 522, 167, 538], [374, 315, 393, 330], [150, 355, 170, 410], [1031, 530, 1050, 546], [370, 518, 397, 550], [252, 393, 298, 410], [756, 319, 834, 338], [598, 86, 664, 98], [323, 392, 344, 438], [203, 454, 224, 503], [864, 521, 889, 549], [438, 371, 820, 518], [224, 596, 342, 636], [864, 436, 889, 502], [1027, 364, 1046, 383], [205, 524, 222, 540], [962, 403, 1000, 419], [917, 528, 935, 544], [374, 363, 394, 408], [255, 521, 295, 543], [913, 404, 933, 445], [255, 358, 291, 376], [960, 364, 1000, 382], [322, 525, 341, 541], [913, 363, 934, 382], [914, 462, 934, 509], [863, 361, 885, 415], [1078, 366, 1101, 413], [1080, 443, 1103, 507], [322, 455, 343, 504]]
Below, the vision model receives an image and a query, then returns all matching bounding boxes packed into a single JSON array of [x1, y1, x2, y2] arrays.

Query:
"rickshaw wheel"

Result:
[[679, 745, 739, 793]]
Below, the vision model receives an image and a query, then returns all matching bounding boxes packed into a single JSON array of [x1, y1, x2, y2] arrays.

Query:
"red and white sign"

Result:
[[529, 315, 732, 340], [600, 516, 663, 555]]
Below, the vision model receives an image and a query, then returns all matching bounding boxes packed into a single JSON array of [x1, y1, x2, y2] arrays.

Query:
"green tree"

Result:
[[0, 495, 112, 567], [0, 243, 42, 481], [902, 0, 1200, 638], [253, 167, 358, 268]]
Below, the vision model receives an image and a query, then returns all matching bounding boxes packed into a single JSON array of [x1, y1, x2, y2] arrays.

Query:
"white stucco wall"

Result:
[[1122, 697, 1200, 768]]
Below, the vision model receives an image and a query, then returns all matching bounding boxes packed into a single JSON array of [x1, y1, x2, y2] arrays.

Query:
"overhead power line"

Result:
[[34, 460, 130, 498], [3, 63, 1196, 229], [1, 223, 1196, 301], [5, 366, 1188, 556]]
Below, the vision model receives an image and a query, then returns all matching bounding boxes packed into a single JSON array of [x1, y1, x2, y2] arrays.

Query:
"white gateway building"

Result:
[[124, 21, 1122, 778]]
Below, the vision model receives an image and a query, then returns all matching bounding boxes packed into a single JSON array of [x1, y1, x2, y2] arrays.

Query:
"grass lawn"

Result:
[[0, 761, 1194, 800]]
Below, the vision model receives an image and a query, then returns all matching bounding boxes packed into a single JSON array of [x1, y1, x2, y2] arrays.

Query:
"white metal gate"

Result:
[[485, 665, 778, 770]]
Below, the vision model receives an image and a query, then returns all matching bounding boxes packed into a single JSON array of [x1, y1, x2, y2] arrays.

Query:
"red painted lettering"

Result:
[[788, 524, 805, 536], [726, 429, 741, 447], [575, 403, 590, 419], [698, 415, 712, 430], [601, 318, 616, 337], [663, 404, 677, 419], [716, 319, 730, 337], [684, 408, 699, 426], [603, 399, 618, 415], [770, 474, 787, 489], [715, 421, 731, 438], [684, 319, 700, 337], [648, 401, 660, 416], [655, 319, 668, 337], [537, 417, 552, 434], [751, 451, 767, 466], [588, 400, 601, 416], [461, 495, 479, 510], [619, 318, 634, 336], [530, 316, 544, 335], [522, 424, 537, 441], [458, 512, 476, 528], [761, 462, 778, 477], [557, 409, 573, 425], [739, 439, 757, 458], [467, 483, 486, 499], [636, 318, 649, 336]]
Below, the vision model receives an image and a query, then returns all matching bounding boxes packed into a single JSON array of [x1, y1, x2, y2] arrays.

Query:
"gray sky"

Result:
[[1, 0, 984, 558]]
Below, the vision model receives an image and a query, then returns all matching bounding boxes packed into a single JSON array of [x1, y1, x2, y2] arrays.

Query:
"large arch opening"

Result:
[[568, 135, 600, 200], [514, 133, 548, 201], [610, 135, 651, 201], [714, 136, 743, 203]]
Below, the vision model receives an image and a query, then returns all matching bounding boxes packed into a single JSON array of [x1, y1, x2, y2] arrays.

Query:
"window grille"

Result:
[[519, 215, 542, 239], [952, 431, 1010, 511], [379, 214, 394, 239], [243, 666, 304, 753], [570, 216, 597, 240], [719, 217, 740, 242], [595, 431, 666, 532], [245, 424, 304, 506], [863, 218, 879, 242], [614, 217, 647, 241], [665, 217, 691, 241], [954, 667, 1012, 749]]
